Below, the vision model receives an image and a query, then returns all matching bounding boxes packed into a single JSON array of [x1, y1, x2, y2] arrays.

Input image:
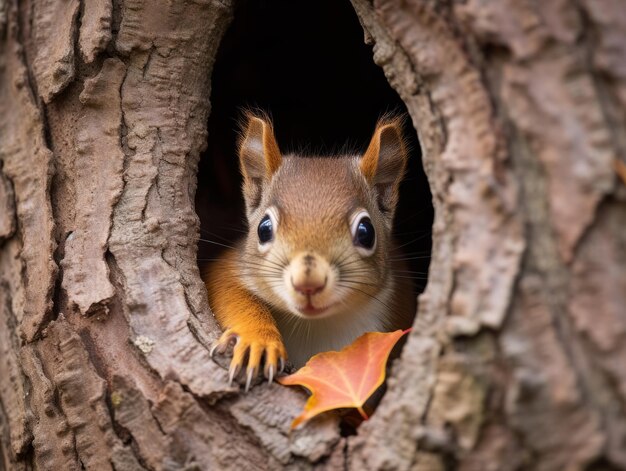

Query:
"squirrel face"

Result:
[[237, 113, 408, 321]]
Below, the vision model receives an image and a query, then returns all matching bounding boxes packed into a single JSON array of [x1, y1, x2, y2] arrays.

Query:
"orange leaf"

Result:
[[278, 329, 410, 428]]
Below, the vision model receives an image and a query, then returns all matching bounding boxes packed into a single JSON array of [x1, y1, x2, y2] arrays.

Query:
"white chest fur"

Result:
[[273, 281, 395, 368]]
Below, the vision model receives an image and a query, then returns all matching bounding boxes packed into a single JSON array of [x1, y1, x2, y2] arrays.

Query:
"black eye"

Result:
[[355, 217, 375, 249], [258, 214, 273, 243]]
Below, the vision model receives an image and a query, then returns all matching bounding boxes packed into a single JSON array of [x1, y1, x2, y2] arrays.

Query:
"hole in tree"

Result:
[[196, 0, 434, 416]]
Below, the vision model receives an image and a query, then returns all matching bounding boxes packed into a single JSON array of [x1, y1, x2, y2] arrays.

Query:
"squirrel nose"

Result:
[[289, 252, 330, 296], [292, 277, 327, 296]]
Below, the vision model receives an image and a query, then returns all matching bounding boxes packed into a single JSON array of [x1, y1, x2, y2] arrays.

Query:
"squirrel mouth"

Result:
[[296, 297, 335, 317], [299, 305, 328, 316]]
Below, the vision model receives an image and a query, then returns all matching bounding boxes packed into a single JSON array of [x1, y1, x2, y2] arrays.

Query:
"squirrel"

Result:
[[204, 113, 416, 391]]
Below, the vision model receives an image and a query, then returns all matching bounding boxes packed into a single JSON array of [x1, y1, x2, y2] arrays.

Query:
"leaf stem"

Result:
[[357, 406, 369, 420]]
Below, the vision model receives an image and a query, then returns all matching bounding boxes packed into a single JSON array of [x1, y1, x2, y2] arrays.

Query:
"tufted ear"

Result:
[[359, 117, 408, 216], [238, 113, 282, 213]]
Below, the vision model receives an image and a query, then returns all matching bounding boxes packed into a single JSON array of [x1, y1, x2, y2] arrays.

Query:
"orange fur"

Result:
[[360, 127, 381, 182], [259, 117, 281, 176], [205, 249, 286, 380], [239, 113, 282, 179], [360, 117, 407, 184]]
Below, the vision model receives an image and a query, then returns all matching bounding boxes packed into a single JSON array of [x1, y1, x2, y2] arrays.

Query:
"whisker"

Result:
[[209, 272, 284, 281], [198, 258, 285, 273], [391, 233, 432, 251], [198, 238, 236, 250], [198, 228, 241, 244], [391, 275, 429, 280], [338, 280, 379, 288], [389, 255, 432, 261], [200, 225, 247, 235], [336, 283, 404, 319], [389, 249, 432, 257]]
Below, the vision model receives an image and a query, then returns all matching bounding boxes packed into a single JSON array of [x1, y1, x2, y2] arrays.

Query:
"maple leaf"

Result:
[[278, 329, 410, 428]]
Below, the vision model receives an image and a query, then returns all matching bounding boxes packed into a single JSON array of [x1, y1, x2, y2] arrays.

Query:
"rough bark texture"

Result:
[[1, 0, 625, 470]]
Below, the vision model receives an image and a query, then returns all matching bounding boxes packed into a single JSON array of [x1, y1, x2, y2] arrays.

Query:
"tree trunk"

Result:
[[1, 0, 625, 469]]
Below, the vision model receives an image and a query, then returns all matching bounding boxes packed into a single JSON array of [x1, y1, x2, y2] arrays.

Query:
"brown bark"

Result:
[[1, 0, 625, 470]]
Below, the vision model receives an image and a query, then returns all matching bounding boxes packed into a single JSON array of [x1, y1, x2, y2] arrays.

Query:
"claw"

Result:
[[213, 328, 285, 392], [245, 368, 256, 393], [228, 363, 240, 387], [210, 343, 218, 359]]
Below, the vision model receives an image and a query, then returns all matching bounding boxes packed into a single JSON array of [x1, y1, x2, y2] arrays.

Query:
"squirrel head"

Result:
[[237, 112, 408, 320]]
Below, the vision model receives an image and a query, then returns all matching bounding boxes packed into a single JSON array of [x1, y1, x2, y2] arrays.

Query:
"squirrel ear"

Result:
[[360, 118, 408, 215], [239, 114, 282, 211]]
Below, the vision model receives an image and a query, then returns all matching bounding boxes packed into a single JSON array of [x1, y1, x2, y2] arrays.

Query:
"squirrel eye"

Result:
[[350, 210, 376, 255], [355, 217, 376, 249], [258, 214, 273, 244]]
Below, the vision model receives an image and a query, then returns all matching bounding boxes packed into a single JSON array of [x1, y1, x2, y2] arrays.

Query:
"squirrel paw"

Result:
[[210, 328, 287, 392]]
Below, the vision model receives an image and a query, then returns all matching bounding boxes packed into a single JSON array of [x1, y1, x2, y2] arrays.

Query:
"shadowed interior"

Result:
[[196, 0, 434, 300]]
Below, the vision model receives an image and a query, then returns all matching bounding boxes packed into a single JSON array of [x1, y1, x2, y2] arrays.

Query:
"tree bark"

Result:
[[1, 0, 625, 470]]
